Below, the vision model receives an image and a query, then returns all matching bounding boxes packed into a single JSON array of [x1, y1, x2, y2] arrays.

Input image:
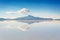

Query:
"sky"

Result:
[[0, 0, 60, 19]]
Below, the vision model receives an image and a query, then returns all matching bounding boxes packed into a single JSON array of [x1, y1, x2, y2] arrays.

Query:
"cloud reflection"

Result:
[[0, 20, 60, 40], [17, 24, 30, 31], [0, 21, 30, 31], [0, 20, 60, 31]]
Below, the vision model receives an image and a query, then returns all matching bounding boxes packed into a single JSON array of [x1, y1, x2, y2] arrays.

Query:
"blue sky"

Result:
[[0, 0, 60, 19]]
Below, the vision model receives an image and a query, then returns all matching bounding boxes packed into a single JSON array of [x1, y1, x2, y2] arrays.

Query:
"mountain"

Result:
[[15, 15, 53, 20], [0, 18, 6, 20], [0, 15, 53, 20], [55, 19, 60, 20]]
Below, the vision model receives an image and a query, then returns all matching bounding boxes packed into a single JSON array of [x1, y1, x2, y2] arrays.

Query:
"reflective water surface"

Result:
[[0, 20, 60, 40]]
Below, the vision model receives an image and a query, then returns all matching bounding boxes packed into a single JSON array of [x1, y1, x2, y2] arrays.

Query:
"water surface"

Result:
[[0, 20, 60, 40]]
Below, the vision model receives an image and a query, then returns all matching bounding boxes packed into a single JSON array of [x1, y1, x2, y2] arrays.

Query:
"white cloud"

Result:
[[6, 11, 16, 14], [17, 8, 30, 14], [6, 8, 30, 14], [3, 8, 30, 18], [0, 8, 60, 19]]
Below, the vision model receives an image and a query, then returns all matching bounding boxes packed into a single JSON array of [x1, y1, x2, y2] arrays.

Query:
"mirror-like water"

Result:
[[0, 20, 60, 40]]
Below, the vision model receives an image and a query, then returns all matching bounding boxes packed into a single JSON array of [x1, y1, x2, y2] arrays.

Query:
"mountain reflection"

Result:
[[0, 20, 60, 32], [16, 20, 53, 24], [0, 20, 47, 31]]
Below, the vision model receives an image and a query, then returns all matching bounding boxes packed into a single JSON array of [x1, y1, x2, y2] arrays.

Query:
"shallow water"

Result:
[[0, 20, 60, 40]]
